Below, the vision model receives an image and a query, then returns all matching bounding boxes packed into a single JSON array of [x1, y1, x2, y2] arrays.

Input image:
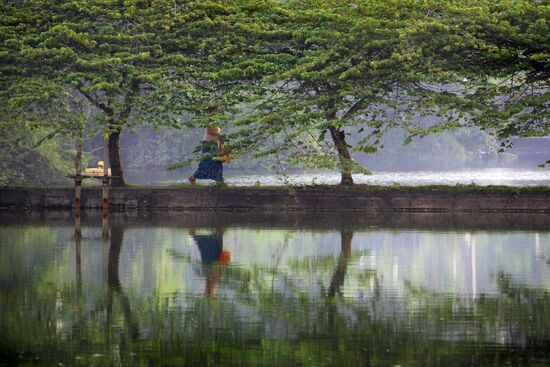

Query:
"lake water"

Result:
[[127, 167, 550, 186], [1, 211, 550, 366]]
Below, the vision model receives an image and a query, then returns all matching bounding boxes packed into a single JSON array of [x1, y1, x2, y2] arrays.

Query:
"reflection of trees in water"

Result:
[[1, 226, 550, 366], [495, 272, 550, 345], [0, 222, 141, 364], [190, 230, 373, 338], [177, 229, 550, 365], [74, 212, 82, 300], [327, 230, 353, 331], [107, 225, 139, 341], [327, 230, 353, 297], [73, 221, 141, 362]]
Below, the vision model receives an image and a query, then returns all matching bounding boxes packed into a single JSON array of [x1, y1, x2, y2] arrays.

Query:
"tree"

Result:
[[459, 0, 549, 144], [163, 0, 298, 172], [0, 2, 91, 185], [0, 0, 207, 186], [404, 1, 549, 152], [1, 0, 299, 186], [226, 0, 474, 185]]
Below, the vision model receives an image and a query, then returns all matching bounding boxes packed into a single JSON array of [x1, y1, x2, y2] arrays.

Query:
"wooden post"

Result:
[[102, 207, 110, 240], [74, 210, 82, 241], [101, 135, 110, 245], [74, 175, 83, 211]]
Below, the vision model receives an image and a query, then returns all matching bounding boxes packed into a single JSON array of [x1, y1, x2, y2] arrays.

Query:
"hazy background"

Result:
[[3, 117, 550, 186]]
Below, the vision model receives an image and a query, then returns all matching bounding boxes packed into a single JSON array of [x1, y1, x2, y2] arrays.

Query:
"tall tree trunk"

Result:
[[74, 137, 83, 210], [73, 107, 88, 210], [108, 79, 138, 187], [108, 130, 125, 187], [329, 126, 354, 185]]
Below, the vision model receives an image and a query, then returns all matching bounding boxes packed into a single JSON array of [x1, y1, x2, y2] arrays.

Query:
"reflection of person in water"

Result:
[[189, 228, 230, 297]]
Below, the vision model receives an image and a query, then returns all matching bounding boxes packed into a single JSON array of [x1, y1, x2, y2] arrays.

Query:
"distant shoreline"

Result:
[[2, 185, 550, 212]]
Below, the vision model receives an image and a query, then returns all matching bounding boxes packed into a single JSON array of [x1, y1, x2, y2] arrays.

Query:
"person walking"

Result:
[[188, 125, 225, 184]]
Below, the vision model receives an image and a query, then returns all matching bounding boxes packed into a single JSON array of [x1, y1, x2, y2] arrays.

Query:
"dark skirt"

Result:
[[193, 141, 223, 182], [193, 233, 224, 280], [193, 234, 223, 264]]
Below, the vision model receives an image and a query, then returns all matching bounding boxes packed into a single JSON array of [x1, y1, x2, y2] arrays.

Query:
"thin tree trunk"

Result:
[[328, 126, 354, 185], [73, 109, 86, 210], [108, 131, 125, 187], [102, 138, 110, 209], [74, 138, 83, 210]]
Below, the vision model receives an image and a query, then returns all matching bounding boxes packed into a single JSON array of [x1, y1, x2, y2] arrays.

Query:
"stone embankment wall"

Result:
[[1, 186, 550, 212]]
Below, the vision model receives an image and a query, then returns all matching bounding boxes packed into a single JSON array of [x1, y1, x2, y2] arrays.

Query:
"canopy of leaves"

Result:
[[0, 0, 548, 185], [224, 0, 481, 173]]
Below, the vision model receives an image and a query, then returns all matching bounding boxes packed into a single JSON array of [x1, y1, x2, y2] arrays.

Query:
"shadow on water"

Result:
[[1, 210, 550, 365]]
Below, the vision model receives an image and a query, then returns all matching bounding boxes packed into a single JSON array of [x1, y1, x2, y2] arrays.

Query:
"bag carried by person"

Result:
[[218, 142, 232, 163]]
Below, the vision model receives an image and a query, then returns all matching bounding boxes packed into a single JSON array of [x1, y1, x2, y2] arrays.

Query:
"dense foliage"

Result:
[[404, 0, 550, 148], [0, 0, 548, 186]]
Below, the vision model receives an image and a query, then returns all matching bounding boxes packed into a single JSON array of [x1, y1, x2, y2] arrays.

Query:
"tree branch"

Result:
[[77, 88, 113, 116], [342, 96, 367, 120]]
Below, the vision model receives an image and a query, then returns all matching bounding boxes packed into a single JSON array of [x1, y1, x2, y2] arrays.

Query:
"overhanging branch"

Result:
[[77, 88, 114, 116]]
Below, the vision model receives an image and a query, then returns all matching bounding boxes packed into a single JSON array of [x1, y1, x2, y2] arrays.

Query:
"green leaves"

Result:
[[1, 0, 548, 185]]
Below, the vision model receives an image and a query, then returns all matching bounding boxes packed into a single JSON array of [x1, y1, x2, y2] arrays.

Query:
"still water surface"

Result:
[[127, 167, 550, 187], [1, 212, 550, 366]]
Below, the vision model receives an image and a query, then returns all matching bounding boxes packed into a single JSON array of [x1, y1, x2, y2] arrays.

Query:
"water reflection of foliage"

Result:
[[1, 226, 550, 366]]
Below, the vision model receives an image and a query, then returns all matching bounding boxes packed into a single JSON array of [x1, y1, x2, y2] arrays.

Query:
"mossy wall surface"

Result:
[[1, 186, 550, 212]]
